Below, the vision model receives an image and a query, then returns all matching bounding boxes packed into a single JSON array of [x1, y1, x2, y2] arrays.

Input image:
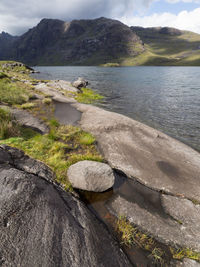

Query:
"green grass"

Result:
[[170, 247, 200, 262], [75, 88, 103, 104], [0, 107, 20, 139], [116, 215, 200, 264], [0, 122, 103, 190], [20, 102, 36, 109], [116, 215, 165, 264], [0, 78, 30, 105]]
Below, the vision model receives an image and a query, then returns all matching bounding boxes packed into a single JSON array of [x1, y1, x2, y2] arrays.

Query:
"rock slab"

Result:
[[0, 145, 131, 267], [67, 160, 115, 192]]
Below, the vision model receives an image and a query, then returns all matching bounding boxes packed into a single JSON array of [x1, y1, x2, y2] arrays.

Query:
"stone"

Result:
[[67, 160, 115, 192], [72, 77, 88, 89], [0, 145, 131, 267], [76, 103, 200, 202], [171, 259, 200, 266], [47, 80, 78, 93], [106, 176, 200, 251], [35, 82, 76, 103]]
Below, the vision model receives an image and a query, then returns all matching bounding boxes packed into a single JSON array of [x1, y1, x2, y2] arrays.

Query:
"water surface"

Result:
[[33, 66, 200, 151]]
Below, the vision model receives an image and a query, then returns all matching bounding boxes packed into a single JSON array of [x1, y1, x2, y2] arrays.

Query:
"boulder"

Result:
[[67, 160, 115, 192], [0, 145, 131, 267], [72, 77, 88, 89]]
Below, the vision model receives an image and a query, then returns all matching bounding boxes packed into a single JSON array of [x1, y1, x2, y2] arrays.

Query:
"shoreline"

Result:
[[1, 61, 200, 266]]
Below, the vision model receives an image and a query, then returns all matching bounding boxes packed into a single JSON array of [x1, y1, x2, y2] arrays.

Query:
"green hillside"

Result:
[[123, 27, 200, 66]]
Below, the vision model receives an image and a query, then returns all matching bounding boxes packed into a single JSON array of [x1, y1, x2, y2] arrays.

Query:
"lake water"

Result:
[[33, 66, 200, 152]]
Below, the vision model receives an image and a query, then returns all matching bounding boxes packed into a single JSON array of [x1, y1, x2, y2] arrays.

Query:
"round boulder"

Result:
[[67, 160, 115, 192], [72, 77, 88, 89]]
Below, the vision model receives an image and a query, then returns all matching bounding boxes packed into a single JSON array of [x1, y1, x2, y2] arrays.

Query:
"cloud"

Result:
[[120, 7, 200, 33], [0, 0, 154, 35], [166, 0, 200, 3]]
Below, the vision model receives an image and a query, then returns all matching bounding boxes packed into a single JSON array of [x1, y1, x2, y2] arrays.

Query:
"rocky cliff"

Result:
[[0, 17, 144, 65]]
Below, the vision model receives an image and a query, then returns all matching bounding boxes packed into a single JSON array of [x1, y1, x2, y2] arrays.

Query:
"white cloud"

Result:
[[0, 0, 154, 35], [120, 7, 200, 33], [166, 0, 200, 3]]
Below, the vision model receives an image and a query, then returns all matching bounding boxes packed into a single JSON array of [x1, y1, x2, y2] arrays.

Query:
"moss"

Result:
[[75, 88, 103, 104], [20, 102, 36, 109], [0, 122, 103, 190]]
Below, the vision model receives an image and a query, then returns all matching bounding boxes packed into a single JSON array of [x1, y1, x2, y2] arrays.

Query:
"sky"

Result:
[[0, 0, 200, 35]]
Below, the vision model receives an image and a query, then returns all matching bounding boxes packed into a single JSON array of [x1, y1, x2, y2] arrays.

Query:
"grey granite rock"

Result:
[[68, 160, 115, 192], [76, 104, 200, 202], [0, 145, 131, 267]]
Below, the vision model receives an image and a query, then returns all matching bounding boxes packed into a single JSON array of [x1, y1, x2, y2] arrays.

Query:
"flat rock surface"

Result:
[[76, 104, 200, 202], [0, 145, 131, 267], [0, 105, 49, 134], [47, 80, 78, 92], [68, 160, 115, 192], [106, 176, 200, 251], [35, 82, 77, 103], [53, 101, 81, 125]]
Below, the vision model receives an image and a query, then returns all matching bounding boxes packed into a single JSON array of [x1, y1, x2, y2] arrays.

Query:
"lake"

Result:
[[33, 66, 200, 152]]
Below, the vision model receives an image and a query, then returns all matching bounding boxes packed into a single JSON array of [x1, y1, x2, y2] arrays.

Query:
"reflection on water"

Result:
[[33, 66, 200, 152]]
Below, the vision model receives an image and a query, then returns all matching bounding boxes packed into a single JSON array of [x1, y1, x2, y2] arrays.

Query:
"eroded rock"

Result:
[[72, 77, 88, 89], [0, 145, 131, 267], [68, 160, 115, 192]]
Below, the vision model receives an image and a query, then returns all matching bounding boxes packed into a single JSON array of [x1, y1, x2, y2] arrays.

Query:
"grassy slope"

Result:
[[120, 30, 200, 66], [0, 61, 103, 190]]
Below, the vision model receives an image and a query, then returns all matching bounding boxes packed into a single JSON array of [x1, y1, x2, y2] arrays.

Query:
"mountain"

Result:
[[0, 32, 18, 60], [1, 18, 200, 66], [129, 26, 200, 66], [0, 17, 144, 65]]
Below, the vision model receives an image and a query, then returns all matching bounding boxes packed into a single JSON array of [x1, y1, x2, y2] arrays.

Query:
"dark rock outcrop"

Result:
[[0, 144, 132, 267], [0, 17, 144, 65]]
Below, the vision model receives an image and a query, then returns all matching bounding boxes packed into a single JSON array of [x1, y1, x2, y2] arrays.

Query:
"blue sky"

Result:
[[145, 0, 199, 15], [0, 0, 200, 35]]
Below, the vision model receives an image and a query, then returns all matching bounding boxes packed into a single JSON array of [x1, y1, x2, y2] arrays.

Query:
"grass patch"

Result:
[[0, 122, 103, 190], [0, 78, 30, 105], [116, 215, 165, 265], [20, 102, 36, 109], [0, 107, 20, 139], [42, 98, 52, 105], [75, 88, 103, 104], [170, 247, 200, 262]]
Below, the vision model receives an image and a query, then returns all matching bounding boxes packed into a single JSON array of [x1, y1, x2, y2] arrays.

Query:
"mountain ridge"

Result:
[[1, 17, 200, 66]]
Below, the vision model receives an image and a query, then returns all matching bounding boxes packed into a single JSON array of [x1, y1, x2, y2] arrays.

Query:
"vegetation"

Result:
[[101, 63, 120, 67], [116, 215, 165, 264], [20, 102, 36, 109], [116, 215, 200, 265], [124, 29, 200, 66], [0, 107, 20, 139], [0, 120, 103, 190], [170, 247, 200, 262], [75, 88, 103, 104]]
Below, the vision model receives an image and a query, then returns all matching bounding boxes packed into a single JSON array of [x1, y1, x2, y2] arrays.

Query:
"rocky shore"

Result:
[[0, 62, 200, 266]]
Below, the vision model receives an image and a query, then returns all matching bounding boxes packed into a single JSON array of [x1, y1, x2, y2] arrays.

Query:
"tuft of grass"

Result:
[[0, 78, 31, 105], [75, 88, 103, 104], [0, 72, 8, 79], [20, 102, 36, 109], [42, 98, 52, 105], [78, 132, 96, 145], [0, 122, 103, 190], [116, 215, 165, 264], [170, 247, 200, 262], [0, 107, 20, 139]]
